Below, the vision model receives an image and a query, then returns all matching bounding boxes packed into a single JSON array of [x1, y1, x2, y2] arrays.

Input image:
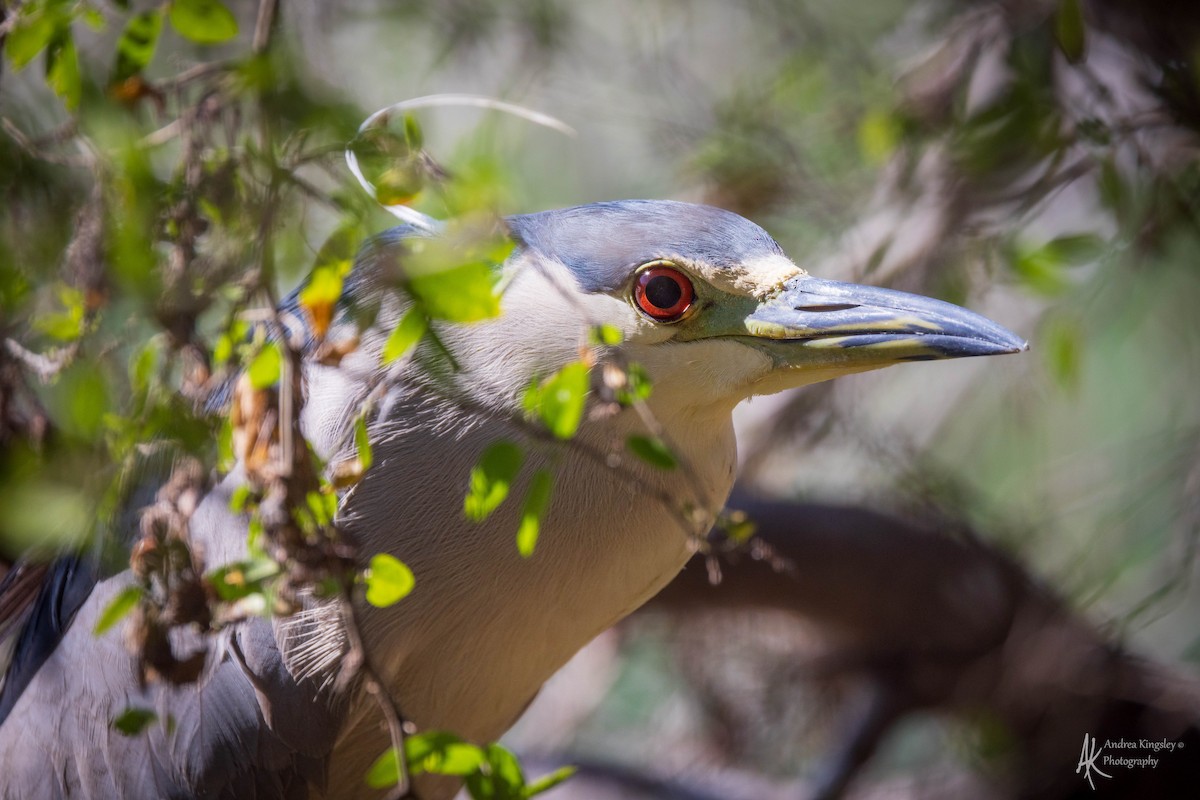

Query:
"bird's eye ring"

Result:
[[633, 263, 694, 322]]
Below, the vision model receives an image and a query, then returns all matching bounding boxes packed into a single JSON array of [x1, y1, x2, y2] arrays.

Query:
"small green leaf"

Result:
[[406, 731, 485, 777], [4, 7, 61, 70], [1012, 234, 1105, 296], [617, 362, 653, 405], [94, 585, 144, 635], [517, 470, 553, 558], [1042, 316, 1082, 390], [82, 8, 106, 30], [313, 223, 362, 277], [588, 324, 624, 346], [364, 553, 415, 607], [409, 261, 501, 323], [719, 509, 756, 544], [1012, 242, 1068, 296], [207, 558, 280, 601], [114, 10, 163, 82], [464, 440, 524, 522], [381, 307, 428, 365], [1045, 234, 1106, 265], [354, 415, 373, 471], [403, 113, 424, 149], [131, 338, 160, 393], [217, 417, 235, 471], [168, 0, 239, 45], [1055, 0, 1087, 64], [536, 362, 589, 440], [213, 319, 249, 366], [627, 435, 677, 470], [298, 267, 342, 320], [247, 342, 281, 388], [402, 227, 510, 323], [299, 224, 361, 337], [229, 484, 253, 513], [112, 706, 157, 736], [524, 765, 577, 797], [46, 29, 81, 110], [35, 284, 86, 341], [858, 110, 901, 166], [484, 743, 525, 790], [365, 747, 401, 789]]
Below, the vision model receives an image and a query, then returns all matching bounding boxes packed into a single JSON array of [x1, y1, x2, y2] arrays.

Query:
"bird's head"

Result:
[[471, 200, 1026, 418]]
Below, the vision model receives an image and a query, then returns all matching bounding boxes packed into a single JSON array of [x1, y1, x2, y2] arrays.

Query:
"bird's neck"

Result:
[[318, 380, 737, 786]]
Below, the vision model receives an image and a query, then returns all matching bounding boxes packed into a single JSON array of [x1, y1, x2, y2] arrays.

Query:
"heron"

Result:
[[0, 199, 1025, 798]]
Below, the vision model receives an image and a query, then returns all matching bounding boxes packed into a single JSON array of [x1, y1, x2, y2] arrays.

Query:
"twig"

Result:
[[4, 338, 78, 382], [1, 118, 90, 168], [253, 0, 278, 55], [0, 0, 29, 38], [338, 595, 418, 800]]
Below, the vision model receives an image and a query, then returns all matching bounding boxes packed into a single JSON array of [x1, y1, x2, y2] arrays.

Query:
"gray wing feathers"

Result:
[[0, 577, 340, 799]]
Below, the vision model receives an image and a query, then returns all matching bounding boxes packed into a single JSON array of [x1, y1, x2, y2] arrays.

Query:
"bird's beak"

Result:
[[741, 275, 1027, 368]]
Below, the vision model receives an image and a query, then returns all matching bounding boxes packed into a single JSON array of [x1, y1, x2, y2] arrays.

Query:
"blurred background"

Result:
[[3, 0, 1199, 797]]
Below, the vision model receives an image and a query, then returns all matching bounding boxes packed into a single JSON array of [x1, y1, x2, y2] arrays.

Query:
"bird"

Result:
[[0, 199, 1025, 799]]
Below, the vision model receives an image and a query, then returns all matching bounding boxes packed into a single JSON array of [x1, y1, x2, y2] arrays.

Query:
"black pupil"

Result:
[[645, 275, 683, 310]]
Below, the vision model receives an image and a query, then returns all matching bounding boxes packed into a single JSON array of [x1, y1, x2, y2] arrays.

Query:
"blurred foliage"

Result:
[[4, 0, 1200, 796]]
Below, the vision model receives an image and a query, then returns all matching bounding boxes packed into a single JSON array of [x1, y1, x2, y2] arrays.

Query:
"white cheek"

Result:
[[630, 339, 774, 414]]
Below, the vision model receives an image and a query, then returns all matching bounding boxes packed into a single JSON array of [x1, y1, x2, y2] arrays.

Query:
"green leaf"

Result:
[[4, 7, 61, 70], [112, 706, 157, 736], [464, 440, 524, 522], [1012, 242, 1068, 296], [313, 223, 362, 277], [34, 284, 85, 341], [365, 747, 402, 789], [45, 29, 81, 110], [207, 558, 280, 601], [114, 10, 163, 82], [588, 324, 624, 346], [406, 731, 485, 777], [168, 0, 239, 45], [61, 362, 111, 440], [364, 553, 415, 607], [722, 513, 756, 544], [299, 224, 361, 337], [1012, 235, 1105, 296], [626, 435, 677, 470], [484, 743, 525, 790], [523, 765, 576, 797], [213, 319, 249, 366], [247, 342, 282, 388], [409, 261, 501, 323], [402, 227, 510, 323], [130, 338, 161, 393], [516, 469, 553, 558], [617, 362, 653, 405], [1055, 0, 1087, 64], [381, 307, 428, 365], [535, 362, 589, 440], [1042, 316, 1083, 390], [228, 484, 253, 513], [217, 417, 235, 471], [354, 415, 373, 471], [94, 585, 144, 635], [1044, 234, 1106, 265], [858, 110, 901, 166]]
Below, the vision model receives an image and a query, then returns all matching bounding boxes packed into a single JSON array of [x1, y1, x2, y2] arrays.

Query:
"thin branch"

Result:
[[338, 595, 418, 800], [0, 0, 29, 38], [4, 338, 79, 382], [252, 0, 278, 55], [1, 118, 90, 168]]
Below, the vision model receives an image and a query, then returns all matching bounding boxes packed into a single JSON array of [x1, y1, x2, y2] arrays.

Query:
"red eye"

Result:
[[634, 264, 694, 321]]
